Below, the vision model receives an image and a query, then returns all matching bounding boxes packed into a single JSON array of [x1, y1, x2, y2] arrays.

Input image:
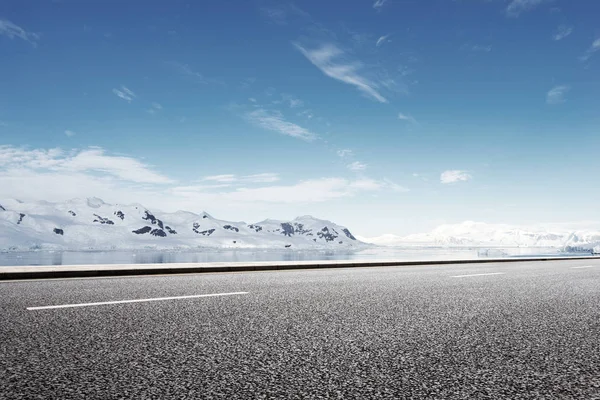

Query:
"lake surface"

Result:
[[0, 246, 581, 267]]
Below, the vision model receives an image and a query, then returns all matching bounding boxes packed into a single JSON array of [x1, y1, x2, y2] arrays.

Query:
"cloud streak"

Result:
[[112, 86, 136, 103], [376, 34, 391, 47], [506, 0, 549, 17], [546, 85, 570, 104], [246, 108, 317, 141], [553, 25, 573, 41], [580, 38, 600, 62], [202, 173, 280, 184], [373, 0, 388, 10], [0, 146, 172, 184], [347, 161, 367, 171], [440, 170, 472, 184], [294, 43, 387, 103], [0, 19, 39, 46]]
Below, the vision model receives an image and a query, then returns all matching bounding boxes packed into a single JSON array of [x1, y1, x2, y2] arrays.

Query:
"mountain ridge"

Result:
[[0, 198, 365, 252]]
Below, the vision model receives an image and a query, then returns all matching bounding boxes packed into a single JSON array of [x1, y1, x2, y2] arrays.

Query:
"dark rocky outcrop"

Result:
[[53, 228, 64, 235], [132, 226, 152, 235], [249, 224, 263, 232], [280, 223, 294, 237], [114, 211, 125, 220], [342, 228, 356, 241], [68, 210, 76, 217], [93, 214, 115, 225], [285, 244, 291, 248], [317, 227, 338, 242], [223, 225, 239, 232], [196, 228, 215, 236], [143, 211, 163, 229], [165, 226, 177, 235], [17, 213, 25, 224], [293, 223, 312, 235], [150, 229, 167, 237], [0, 204, 5, 211]]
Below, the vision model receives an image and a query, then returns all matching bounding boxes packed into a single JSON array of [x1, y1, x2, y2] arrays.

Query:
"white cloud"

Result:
[[580, 38, 600, 62], [373, 0, 388, 10], [64, 130, 76, 137], [201, 173, 280, 184], [398, 112, 418, 124], [546, 85, 570, 105], [0, 19, 39, 46], [553, 25, 573, 41], [294, 43, 388, 103], [383, 178, 410, 193], [248, 97, 257, 103], [226, 178, 380, 203], [347, 161, 367, 171], [297, 109, 314, 119], [337, 149, 353, 158], [0, 146, 407, 221], [471, 44, 492, 52], [246, 108, 317, 141], [202, 174, 237, 183], [0, 146, 172, 184], [376, 34, 391, 47], [440, 170, 472, 184], [243, 173, 280, 183], [147, 102, 163, 114], [112, 86, 136, 103], [506, 0, 549, 17], [281, 94, 304, 108]]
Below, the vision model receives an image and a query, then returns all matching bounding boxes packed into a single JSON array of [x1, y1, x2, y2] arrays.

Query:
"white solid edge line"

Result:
[[26, 292, 249, 311], [571, 265, 596, 269], [451, 272, 505, 278]]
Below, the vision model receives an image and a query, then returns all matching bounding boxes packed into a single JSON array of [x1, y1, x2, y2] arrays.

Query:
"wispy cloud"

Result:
[[281, 94, 304, 108], [294, 43, 387, 103], [506, 0, 549, 17], [440, 170, 472, 184], [167, 61, 221, 84], [398, 112, 418, 124], [112, 86, 136, 103], [376, 34, 391, 47], [546, 85, 570, 104], [203, 174, 237, 183], [147, 102, 163, 114], [64, 130, 76, 137], [580, 38, 600, 62], [553, 25, 573, 41], [203, 173, 280, 184], [246, 108, 317, 141], [470, 44, 492, 52], [0, 146, 173, 184], [373, 0, 389, 10], [0, 19, 39, 46], [347, 161, 367, 171], [337, 149, 353, 158]]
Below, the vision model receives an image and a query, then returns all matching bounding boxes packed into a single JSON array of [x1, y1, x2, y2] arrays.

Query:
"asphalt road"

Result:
[[1, 260, 600, 399]]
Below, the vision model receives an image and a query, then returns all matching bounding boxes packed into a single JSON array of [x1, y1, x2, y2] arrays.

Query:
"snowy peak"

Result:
[[0, 198, 364, 251]]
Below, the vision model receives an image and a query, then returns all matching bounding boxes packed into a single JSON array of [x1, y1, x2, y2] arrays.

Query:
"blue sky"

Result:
[[1, 0, 599, 236]]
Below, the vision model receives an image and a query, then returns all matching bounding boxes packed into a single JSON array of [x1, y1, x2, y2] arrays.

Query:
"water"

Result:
[[0, 246, 579, 267]]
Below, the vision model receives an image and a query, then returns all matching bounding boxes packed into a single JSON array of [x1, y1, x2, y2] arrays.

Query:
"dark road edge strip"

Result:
[[1, 256, 599, 281]]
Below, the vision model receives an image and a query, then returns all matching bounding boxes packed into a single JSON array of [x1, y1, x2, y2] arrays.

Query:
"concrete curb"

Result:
[[1, 256, 599, 281]]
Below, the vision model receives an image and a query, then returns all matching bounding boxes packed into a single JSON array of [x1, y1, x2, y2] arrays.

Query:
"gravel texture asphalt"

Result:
[[1, 259, 600, 399]]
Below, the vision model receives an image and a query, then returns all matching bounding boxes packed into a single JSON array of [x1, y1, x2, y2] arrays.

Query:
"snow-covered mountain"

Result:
[[0, 198, 365, 251], [358, 221, 600, 251]]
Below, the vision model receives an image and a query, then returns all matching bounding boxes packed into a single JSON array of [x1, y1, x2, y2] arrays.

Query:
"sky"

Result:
[[1, 0, 599, 237]]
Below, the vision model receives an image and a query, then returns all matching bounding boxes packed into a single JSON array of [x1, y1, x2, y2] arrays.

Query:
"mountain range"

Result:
[[0, 198, 364, 252], [358, 221, 600, 252]]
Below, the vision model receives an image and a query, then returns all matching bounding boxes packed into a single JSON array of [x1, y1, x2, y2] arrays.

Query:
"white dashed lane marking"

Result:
[[451, 272, 505, 278], [27, 292, 249, 310]]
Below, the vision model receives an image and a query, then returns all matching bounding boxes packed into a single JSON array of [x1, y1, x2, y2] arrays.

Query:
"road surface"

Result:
[[2, 259, 600, 399]]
